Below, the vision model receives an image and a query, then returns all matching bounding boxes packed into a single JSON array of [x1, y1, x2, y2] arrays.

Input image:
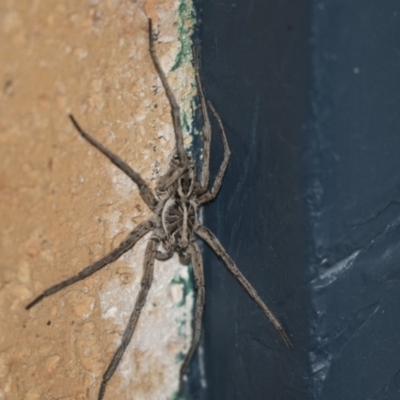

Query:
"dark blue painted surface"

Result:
[[191, 0, 311, 399], [189, 0, 400, 399], [306, 2, 400, 399]]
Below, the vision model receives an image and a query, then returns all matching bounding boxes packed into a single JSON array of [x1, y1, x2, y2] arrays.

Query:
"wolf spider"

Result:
[[26, 19, 292, 400]]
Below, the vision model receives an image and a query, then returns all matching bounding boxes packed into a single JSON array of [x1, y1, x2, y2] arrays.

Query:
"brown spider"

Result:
[[26, 19, 292, 400]]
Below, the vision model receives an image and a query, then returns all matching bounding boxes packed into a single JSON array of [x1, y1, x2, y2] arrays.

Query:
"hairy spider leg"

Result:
[[148, 19, 187, 167], [179, 241, 205, 391], [195, 225, 293, 350], [98, 235, 158, 400], [157, 163, 188, 193], [198, 101, 231, 205], [69, 115, 158, 211], [193, 45, 212, 190], [26, 220, 154, 310]]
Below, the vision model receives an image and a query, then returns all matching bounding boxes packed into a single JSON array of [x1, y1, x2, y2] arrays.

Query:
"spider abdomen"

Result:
[[161, 197, 196, 247]]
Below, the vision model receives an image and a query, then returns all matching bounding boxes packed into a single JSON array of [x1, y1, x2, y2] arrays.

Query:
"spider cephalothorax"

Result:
[[26, 19, 292, 400]]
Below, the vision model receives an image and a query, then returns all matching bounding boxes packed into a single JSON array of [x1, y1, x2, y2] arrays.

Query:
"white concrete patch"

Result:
[[99, 233, 193, 398]]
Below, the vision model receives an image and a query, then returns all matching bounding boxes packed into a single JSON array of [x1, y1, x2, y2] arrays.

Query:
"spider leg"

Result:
[[193, 46, 212, 190], [179, 240, 205, 392], [198, 101, 231, 204], [26, 219, 154, 310], [156, 164, 186, 192], [69, 115, 158, 211], [195, 225, 293, 350], [97, 234, 158, 400], [148, 19, 187, 166]]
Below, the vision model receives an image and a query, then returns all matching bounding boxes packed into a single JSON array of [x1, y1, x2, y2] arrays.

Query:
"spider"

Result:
[[26, 19, 292, 400]]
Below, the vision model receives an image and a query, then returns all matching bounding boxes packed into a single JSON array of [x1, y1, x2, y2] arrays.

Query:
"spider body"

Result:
[[158, 155, 198, 261], [26, 19, 292, 400]]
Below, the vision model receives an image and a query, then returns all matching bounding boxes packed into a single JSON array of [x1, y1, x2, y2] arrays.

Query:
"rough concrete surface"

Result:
[[0, 1, 196, 399]]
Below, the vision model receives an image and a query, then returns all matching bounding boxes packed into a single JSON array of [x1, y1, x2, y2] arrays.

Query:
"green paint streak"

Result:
[[172, 0, 196, 72], [171, 391, 186, 400], [176, 350, 186, 362], [169, 0, 199, 142], [171, 263, 194, 308], [181, 111, 189, 133]]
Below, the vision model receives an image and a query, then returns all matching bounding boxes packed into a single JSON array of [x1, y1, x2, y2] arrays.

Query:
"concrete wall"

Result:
[[0, 1, 196, 399]]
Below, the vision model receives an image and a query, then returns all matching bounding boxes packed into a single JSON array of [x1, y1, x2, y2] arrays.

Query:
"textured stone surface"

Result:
[[0, 0, 196, 399]]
